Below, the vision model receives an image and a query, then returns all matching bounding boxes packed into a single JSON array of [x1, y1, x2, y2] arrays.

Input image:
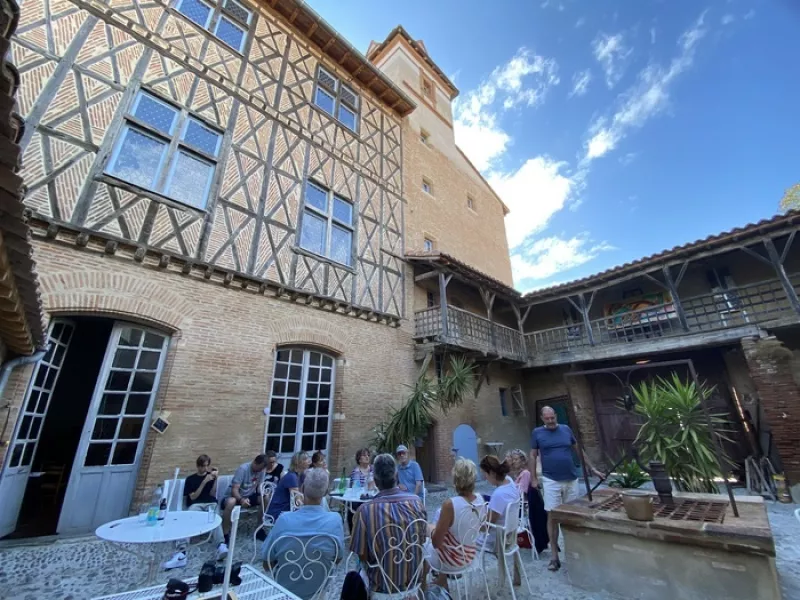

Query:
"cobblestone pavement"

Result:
[[0, 485, 798, 600]]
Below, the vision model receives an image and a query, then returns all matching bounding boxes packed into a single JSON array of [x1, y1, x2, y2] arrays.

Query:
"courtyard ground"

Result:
[[0, 483, 797, 600]]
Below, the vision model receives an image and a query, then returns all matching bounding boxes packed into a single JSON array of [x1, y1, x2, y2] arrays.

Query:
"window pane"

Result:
[[112, 442, 138, 465], [29, 417, 42, 440], [305, 182, 328, 212], [119, 328, 142, 347], [138, 351, 160, 370], [113, 349, 137, 369], [300, 211, 326, 256], [182, 119, 221, 157], [85, 443, 112, 467], [19, 415, 31, 440], [92, 418, 118, 440], [337, 104, 357, 131], [177, 0, 212, 27], [266, 436, 279, 453], [330, 225, 352, 266], [131, 372, 155, 393], [317, 68, 338, 92], [339, 85, 358, 109], [107, 370, 131, 392], [165, 151, 214, 209], [215, 16, 245, 51], [26, 389, 40, 413], [126, 394, 150, 415], [314, 87, 335, 116], [143, 332, 164, 349], [224, 0, 251, 24], [9, 443, 23, 468], [133, 94, 178, 135], [119, 418, 145, 440], [99, 393, 125, 415], [21, 443, 35, 467], [333, 196, 352, 225], [108, 128, 167, 190]]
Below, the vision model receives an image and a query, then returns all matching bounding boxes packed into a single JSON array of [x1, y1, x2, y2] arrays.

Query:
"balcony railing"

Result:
[[525, 275, 800, 357], [414, 305, 526, 362]]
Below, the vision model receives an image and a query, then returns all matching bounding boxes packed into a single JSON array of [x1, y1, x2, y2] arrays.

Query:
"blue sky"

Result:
[[307, 0, 800, 292]]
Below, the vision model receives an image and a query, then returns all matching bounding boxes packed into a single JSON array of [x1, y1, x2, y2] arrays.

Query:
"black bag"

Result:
[[163, 578, 193, 600], [340, 570, 368, 600]]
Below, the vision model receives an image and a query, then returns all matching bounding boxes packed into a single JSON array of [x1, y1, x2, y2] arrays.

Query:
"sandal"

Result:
[[548, 558, 561, 571]]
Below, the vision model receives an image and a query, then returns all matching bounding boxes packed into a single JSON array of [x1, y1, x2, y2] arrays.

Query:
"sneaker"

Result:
[[216, 542, 229, 561], [163, 551, 187, 570]]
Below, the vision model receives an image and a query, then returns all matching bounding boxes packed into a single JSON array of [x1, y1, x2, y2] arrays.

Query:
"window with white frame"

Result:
[[175, 0, 252, 52], [265, 348, 335, 456], [423, 238, 434, 252], [422, 178, 433, 195], [299, 181, 354, 266], [105, 90, 223, 211], [313, 66, 360, 132]]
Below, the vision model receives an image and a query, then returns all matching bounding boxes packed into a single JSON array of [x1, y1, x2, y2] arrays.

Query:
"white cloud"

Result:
[[592, 32, 632, 88], [487, 157, 576, 249], [575, 17, 586, 28], [721, 14, 735, 25], [569, 69, 592, 98], [583, 11, 708, 162], [619, 152, 637, 166], [744, 9, 755, 20], [511, 235, 614, 288], [454, 48, 559, 171]]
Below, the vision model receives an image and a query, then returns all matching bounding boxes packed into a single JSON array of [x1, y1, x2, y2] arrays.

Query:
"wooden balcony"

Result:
[[525, 275, 800, 366], [414, 305, 527, 363]]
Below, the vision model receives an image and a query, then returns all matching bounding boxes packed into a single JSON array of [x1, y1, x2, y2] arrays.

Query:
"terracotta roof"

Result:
[[367, 25, 459, 99], [406, 251, 519, 299], [271, 1, 415, 117], [0, 0, 46, 356], [522, 211, 800, 302]]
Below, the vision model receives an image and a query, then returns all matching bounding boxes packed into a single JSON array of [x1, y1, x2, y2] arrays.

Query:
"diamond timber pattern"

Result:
[[14, 0, 407, 317]]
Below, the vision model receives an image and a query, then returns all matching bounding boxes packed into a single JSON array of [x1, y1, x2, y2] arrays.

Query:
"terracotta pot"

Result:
[[622, 489, 654, 521]]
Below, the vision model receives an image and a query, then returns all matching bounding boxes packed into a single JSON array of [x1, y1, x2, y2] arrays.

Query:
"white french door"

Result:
[[264, 348, 335, 463], [0, 320, 75, 538], [57, 323, 169, 535]]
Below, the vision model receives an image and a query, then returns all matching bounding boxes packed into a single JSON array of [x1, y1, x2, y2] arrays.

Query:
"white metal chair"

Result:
[[478, 500, 531, 600], [366, 517, 428, 599], [290, 489, 304, 511], [161, 478, 187, 511], [251, 481, 277, 562], [517, 490, 539, 561], [426, 501, 488, 600], [264, 533, 342, 600], [795, 507, 800, 525], [220, 505, 242, 600]]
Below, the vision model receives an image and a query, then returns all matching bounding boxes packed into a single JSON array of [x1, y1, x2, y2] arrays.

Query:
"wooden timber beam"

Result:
[[764, 238, 800, 316], [307, 22, 318, 37], [338, 51, 350, 65], [289, 7, 300, 22], [322, 37, 336, 52], [417, 349, 433, 381], [474, 362, 491, 396], [567, 293, 595, 346], [662, 265, 690, 331], [414, 270, 440, 283], [439, 271, 452, 340]]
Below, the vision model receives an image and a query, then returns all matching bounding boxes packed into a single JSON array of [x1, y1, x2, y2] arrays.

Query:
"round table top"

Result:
[[330, 489, 377, 503], [95, 511, 222, 544]]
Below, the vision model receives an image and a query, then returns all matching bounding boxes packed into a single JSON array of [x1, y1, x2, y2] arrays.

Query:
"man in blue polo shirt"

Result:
[[395, 445, 424, 497], [530, 406, 603, 572]]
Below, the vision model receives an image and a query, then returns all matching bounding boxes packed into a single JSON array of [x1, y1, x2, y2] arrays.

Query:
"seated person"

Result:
[[263, 450, 284, 485], [164, 454, 224, 569], [346, 448, 374, 531], [425, 459, 485, 590], [350, 454, 428, 595], [396, 444, 424, 498], [477, 455, 522, 585], [220, 454, 267, 558], [311, 450, 327, 471], [267, 451, 310, 522], [261, 468, 344, 599]]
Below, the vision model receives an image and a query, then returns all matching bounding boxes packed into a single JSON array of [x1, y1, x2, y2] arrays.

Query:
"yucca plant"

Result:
[[629, 373, 733, 493], [608, 458, 650, 489], [372, 355, 475, 453]]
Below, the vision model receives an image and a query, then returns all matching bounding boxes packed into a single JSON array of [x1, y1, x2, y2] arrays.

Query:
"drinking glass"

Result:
[[137, 504, 148, 523], [207, 505, 217, 523]]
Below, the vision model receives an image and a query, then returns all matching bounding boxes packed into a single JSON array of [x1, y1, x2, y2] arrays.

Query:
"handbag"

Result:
[[516, 531, 532, 549], [163, 579, 195, 600]]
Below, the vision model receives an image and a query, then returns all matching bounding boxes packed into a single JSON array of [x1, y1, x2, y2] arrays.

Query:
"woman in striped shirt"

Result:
[[425, 458, 486, 591]]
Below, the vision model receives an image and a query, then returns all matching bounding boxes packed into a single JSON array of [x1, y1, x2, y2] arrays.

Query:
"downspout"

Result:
[[0, 347, 49, 448]]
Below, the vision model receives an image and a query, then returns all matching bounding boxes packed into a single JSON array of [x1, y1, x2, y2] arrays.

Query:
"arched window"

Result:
[[265, 348, 335, 458]]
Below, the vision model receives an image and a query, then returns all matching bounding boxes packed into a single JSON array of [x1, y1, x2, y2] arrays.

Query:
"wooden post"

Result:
[[439, 271, 451, 340], [481, 288, 497, 354], [661, 265, 690, 331], [569, 294, 595, 346], [764, 238, 800, 316]]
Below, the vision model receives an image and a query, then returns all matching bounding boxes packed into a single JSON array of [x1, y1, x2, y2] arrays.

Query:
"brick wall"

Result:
[[740, 335, 800, 487], [3, 237, 417, 511]]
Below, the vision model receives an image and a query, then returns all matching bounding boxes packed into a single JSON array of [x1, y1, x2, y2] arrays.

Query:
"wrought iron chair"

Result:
[[251, 481, 276, 563], [365, 517, 428, 599], [290, 489, 304, 511], [795, 507, 800, 526], [425, 500, 488, 600], [517, 490, 539, 561], [478, 500, 531, 600], [264, 533, 342, 600]]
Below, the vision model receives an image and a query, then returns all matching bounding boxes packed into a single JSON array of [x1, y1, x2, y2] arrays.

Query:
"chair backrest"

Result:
[[260, 481, 276, 521], [220, 505, 241, 600], [368, 517, 427, 595], [216, 475, 233, 503], [499, 499, 522, 554], [441, 500, 487, 568], [290, 489, 303, 511], [162, 478, 187, 511], [266, 533, 341, 600]]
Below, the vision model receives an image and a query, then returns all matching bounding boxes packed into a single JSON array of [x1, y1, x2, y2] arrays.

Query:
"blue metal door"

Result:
[[453, 424, 479, 473]]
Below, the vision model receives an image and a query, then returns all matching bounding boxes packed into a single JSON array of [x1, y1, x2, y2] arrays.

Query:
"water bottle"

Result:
[[147, 486, 162, 526], [338, 468, 347, 494], [157, 497, 167, 524]]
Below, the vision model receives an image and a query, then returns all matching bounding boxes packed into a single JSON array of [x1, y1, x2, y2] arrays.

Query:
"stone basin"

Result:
[[550, 489, 781, 600]]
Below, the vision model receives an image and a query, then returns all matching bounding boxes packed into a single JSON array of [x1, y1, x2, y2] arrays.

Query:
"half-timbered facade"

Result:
[[0, 0, 425, 538]]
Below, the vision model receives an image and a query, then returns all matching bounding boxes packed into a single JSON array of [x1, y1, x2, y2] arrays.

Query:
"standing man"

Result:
[[529, 406, 603, 572], [395, 445, 424, 498], [220, 454, 268, 558]]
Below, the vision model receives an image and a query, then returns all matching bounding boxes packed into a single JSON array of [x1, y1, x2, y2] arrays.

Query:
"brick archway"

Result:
[[267, 314, 353, 355], [38, 270, 195, 332]]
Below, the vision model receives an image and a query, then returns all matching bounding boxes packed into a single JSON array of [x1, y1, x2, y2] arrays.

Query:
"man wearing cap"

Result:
[[395, 445, 424, 497]]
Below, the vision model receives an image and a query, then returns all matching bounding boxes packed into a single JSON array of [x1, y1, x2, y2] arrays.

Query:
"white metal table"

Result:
[[91, 564, 301, 599], [96, 511, 222, 586]]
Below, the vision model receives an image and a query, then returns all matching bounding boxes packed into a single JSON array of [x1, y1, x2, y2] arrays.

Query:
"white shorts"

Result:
[[541, 477, 578, 511]]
